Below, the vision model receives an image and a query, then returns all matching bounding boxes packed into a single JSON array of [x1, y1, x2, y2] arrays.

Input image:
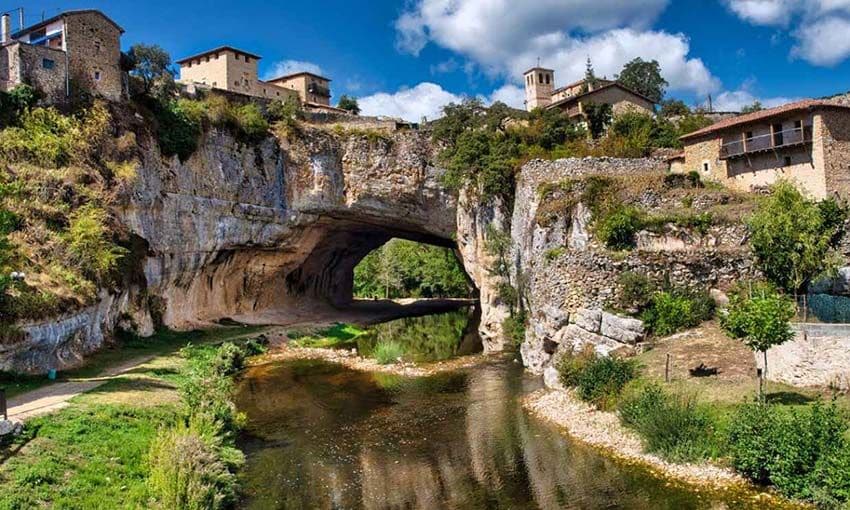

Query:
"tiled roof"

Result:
[[265, 71, 332, 83], [11, 9, 124, 37], [680, 99, 850, 140], [547, 82, 657, 110], [176, 46, 261, 65]]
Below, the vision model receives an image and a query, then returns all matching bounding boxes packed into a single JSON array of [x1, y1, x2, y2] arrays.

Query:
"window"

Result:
[[539, 73, 543, 84], [703, 162, 710, 173], [42, 58, 55, 70], [545, 74, 550, 84], [745, 131, 754, 141], [94, 71, 101, 81], [94, 40, 101, 53], [784, 156, 793, 167], [773, 123, 784, 146], [794, 120, 803, 130]]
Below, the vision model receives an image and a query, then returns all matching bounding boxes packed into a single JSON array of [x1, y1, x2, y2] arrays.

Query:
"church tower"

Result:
[[523, 67, 554, 111]]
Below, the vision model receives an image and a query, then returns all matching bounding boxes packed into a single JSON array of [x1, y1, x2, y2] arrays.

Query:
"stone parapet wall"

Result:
[[0, 43, 68, 102], [759, 325, 850, 390]]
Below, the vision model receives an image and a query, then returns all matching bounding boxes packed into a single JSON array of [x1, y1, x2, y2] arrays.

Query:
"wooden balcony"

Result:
[[720, 125, 813, 159]]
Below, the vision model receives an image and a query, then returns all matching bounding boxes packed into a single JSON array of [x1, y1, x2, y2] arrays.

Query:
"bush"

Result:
[[0, 85, 39, 126], [66, 204, 128, 283], [210, 342, 246, 376], [728, 401, 850, 504], [502, 310, 527, 347], [373, 340, 405, 364], [148, 416, 244, 510], [641, 289, 714, 336], [618, 383, 719, 462], [596, 205, 643, 250], [153, 100, 202, 161], [557, 346, 636, 409], [617, 271, 655, 312], [234, 103, 268, 141]]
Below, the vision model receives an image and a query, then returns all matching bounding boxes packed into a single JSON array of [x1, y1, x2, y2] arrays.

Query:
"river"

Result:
[[234, 309, 772, 509]]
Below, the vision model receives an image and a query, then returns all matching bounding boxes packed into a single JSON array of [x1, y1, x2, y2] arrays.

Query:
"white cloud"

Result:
[[358, 83, 464, 122], [711, 88, 800, 111], [394, 0, 719, 96], [725, 0, 850, 65], [261, 60, 323, 81], [724, 0, 800, 25], [430, 58, 460, 75], [791, 16, 850, 65], [358, 82, 527, 122], [484, 84, 525, 109]]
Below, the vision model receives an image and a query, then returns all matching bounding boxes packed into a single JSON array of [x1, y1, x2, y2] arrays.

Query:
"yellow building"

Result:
[[264, 72, 332, 107], [677, 100, 850, 200], [176, 46, 299, 102]]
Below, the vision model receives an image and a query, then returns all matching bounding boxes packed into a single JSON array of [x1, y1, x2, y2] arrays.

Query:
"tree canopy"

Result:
[[127, 44, 174, 97], [617, 58, 668, 103], [741, 101, 764, 114], [747, 181, 847, 294], [337, 95, 360, 115]]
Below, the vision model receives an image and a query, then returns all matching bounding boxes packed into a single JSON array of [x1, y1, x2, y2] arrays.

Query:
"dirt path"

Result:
[[5, 354, 157, 422]]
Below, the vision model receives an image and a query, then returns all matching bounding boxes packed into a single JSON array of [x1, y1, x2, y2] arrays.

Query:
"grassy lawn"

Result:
[[0, 327, 269, 509], [1, 326, 266, 399]]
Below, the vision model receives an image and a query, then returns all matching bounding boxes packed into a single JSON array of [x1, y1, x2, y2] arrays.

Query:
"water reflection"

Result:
[[236, 359, 762, 509], [355, 307, 482, 362]]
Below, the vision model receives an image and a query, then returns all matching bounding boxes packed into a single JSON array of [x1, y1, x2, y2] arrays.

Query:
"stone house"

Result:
[[0, 9, 126, 102], [523, 66, 656, 120], [676, 99, 850, 199], [177, 47, 344, 112], [264, 72, 332, 107], [176, 46, 299, 102]]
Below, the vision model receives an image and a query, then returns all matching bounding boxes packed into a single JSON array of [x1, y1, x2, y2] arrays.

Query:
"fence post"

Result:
[[0, 388, 6, 421], [665, 353, 671, 383]]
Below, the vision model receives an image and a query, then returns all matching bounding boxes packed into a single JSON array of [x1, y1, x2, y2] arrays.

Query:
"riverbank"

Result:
[[523, 389, 807, 508]]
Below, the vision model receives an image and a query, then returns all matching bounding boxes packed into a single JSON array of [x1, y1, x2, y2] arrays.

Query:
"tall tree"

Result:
[[583, 102, 613, 139], [617, 58, 668, 103], [582, 57, 599, 92], [659, 99, 690, 118], [127, 44, 174, 97], [337, 95, 361, 115], [741, 101, 764, 114]]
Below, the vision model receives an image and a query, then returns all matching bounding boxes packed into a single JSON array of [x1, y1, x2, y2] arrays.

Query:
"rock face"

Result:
[[511, 158, 759, 382]]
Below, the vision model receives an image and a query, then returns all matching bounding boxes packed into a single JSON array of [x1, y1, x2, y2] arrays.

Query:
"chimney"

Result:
[[1, 14, 10, 44]]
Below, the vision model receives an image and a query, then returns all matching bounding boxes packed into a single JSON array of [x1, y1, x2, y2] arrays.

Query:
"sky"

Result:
[[14, 0, 850, 121]]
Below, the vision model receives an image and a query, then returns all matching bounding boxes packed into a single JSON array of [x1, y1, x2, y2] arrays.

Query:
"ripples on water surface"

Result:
[[235, 310, 773, 509]]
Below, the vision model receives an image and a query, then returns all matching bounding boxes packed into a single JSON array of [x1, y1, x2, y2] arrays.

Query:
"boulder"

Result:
[[553, 324, 622, 355], [600, 312, 645, 345], [540, 305, 570, 331], [543, 365, 565, 390], [0, 420, 16, 437], [571, 308, 602, 334]]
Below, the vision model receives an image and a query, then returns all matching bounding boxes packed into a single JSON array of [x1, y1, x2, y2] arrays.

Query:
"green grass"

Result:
[[0, 328, 268, 509], [373, 341, 405, 365], [0, 404, 178, 509], [289, 323, 366, 349], [1, 326, 265, 399]]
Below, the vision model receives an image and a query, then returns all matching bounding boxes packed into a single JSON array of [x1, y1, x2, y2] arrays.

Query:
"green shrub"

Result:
[[617, 271, 655, 312], [728, 401, 850, 503], [0, 85, 39, 126], [543, 247, 565, 262], [148, 416, 244, 510], [596, 205, 643, 250], [576, 355, 637, 408], [618, 383, 719, 462], [154, 100, 202, 161], [555, 343, 597, 388], [558, 346, 636, 409], [373, 340, 405, 364], [210, 342, 246, 376], [66, 204, 128, 283], [502, 310, 527, 347], [234, 103, 268, 141], [641, 289, 714, 336]]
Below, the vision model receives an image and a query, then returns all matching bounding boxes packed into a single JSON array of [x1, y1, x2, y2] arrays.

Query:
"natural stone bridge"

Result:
[[123, 127, 492, 335]]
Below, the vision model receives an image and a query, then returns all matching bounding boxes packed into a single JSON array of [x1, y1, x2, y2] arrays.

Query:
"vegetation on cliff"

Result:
[[0, 92, 138, 334]]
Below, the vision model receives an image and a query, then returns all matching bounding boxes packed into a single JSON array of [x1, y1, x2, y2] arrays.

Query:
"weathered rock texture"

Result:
[[758, 324, 850, 390], [511, 158, 760, 381]]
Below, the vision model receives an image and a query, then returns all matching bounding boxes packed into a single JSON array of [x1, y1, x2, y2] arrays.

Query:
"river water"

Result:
[[234, 310, 771, 509]]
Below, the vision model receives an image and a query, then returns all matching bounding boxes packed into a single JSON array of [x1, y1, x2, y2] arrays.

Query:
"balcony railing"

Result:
[[720, 125, 813, 159]]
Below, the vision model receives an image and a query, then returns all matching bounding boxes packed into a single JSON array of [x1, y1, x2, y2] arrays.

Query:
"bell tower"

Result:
[[523, 66, 554, 111]]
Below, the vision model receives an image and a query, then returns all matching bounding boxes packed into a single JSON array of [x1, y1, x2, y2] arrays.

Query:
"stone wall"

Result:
[[64, 11, 124, 101], [511, 157, 759, 381], [758, 325, 850, 390], [0, 43, 68, 102], [821, 108, 850, 199]]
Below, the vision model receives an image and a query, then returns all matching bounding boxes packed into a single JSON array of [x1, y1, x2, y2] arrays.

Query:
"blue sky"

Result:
[[15, 0, 850, 120]]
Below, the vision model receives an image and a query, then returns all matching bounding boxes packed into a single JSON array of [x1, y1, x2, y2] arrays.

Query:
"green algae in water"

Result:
[[235, 358, 790, 509]]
